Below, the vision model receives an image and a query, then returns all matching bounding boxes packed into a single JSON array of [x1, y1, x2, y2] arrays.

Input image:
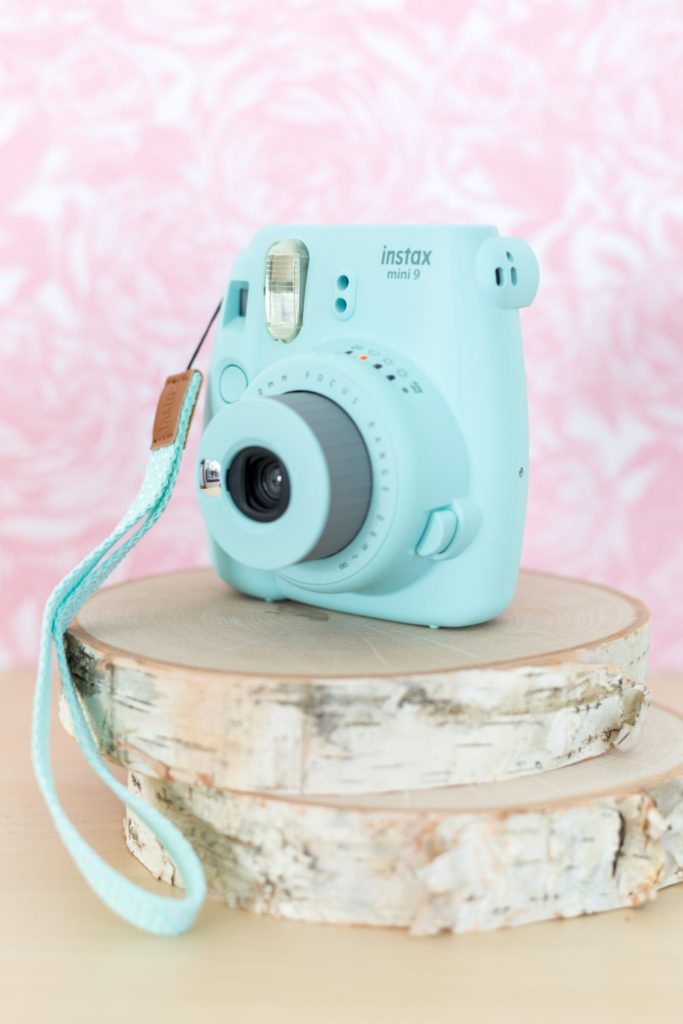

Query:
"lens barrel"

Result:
[[221, 391, 372, 562]]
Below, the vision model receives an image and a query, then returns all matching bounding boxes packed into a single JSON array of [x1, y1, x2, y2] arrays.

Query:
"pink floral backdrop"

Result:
[[1, 1, 682, 669]]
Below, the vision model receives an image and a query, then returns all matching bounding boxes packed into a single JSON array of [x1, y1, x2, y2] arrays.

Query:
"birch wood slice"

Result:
[[125, 704, 683, 936], [63, 568, 650, 794]]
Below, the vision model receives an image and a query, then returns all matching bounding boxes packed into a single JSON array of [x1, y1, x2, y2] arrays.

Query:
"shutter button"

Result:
[[415, 507, 459, 558]]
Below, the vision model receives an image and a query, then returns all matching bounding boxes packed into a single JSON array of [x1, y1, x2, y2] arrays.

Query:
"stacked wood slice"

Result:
[[63, 568, 683, 935]]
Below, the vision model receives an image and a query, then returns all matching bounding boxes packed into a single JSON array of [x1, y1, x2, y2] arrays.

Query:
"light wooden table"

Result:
[[2, 666, 683, 1024]]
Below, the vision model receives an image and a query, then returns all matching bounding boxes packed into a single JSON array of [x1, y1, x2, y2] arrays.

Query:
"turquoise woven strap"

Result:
[[32, 370, 207, 935]]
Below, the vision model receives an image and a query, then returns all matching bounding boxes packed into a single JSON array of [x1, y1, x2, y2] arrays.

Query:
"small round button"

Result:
[[219, 364, 248, 404]]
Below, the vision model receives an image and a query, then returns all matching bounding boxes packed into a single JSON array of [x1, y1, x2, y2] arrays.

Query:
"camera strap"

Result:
[[32, 306, 220, 933]]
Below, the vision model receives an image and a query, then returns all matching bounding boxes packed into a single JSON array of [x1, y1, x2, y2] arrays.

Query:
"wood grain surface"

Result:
[[5, 668, 683, 1024], [63, 569, 650, 793], [69, 567, 648, 676], [126, 704, 683, 935]]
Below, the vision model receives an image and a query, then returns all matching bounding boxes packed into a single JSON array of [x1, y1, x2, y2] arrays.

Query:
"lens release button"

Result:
[[220, 364, 248, 404], [415, 508, 459, 559]]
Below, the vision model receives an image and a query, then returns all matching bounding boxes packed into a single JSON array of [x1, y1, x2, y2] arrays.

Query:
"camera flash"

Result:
[[265, 239, 309, 342]]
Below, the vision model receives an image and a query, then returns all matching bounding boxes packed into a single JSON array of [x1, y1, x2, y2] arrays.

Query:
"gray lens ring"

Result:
[[272, 391, 372, 562]]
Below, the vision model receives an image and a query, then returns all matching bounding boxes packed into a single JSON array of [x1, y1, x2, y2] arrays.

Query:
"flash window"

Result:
[[265, 239, 309, 343]]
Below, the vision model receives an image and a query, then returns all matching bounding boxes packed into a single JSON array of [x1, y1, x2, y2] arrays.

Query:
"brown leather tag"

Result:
[[151, 371, 199, 450]]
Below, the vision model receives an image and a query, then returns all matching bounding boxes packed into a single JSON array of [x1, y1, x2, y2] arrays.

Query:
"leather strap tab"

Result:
[[151, 370, 198, 450]]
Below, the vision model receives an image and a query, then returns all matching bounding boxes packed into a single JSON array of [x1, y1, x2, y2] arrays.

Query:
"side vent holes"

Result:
[[495, 255, 518, 288]]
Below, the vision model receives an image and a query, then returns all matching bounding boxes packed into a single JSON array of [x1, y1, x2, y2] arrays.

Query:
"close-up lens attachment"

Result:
[[227, 446, 291, 522]]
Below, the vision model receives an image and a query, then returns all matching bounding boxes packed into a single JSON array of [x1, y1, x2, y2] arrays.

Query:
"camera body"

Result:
[[197, 225, 539, 627]]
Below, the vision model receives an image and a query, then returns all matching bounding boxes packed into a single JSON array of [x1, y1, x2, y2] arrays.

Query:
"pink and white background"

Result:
[[1, 0, 682, 669]]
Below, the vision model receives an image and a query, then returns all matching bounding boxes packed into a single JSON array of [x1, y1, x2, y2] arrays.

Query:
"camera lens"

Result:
[[260, 461, 284, 501], [227, 446, 291, 522]]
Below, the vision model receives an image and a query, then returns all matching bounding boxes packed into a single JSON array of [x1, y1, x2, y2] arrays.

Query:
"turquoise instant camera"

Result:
[[197, 226, 539, 627]]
